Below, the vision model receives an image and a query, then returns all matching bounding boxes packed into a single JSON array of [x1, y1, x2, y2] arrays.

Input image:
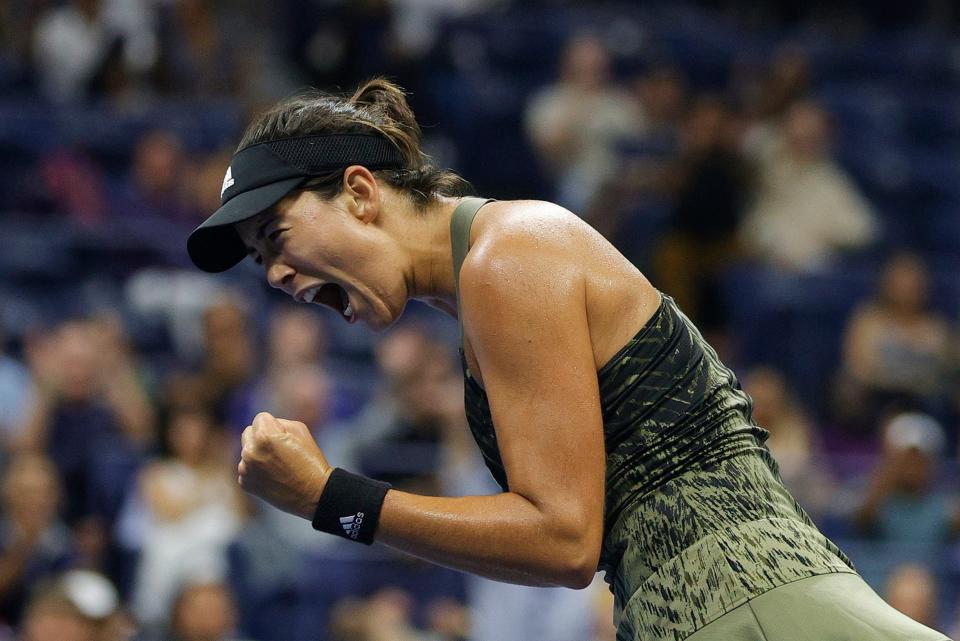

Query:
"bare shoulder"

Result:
[[458, 201, 575, 302], [458, 198, 657, 372], [462, 199, 606, 279], [472, 199, 594, 245]]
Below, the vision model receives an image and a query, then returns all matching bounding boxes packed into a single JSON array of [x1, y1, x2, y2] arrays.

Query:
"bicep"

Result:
[[460, 252, 605, 526]]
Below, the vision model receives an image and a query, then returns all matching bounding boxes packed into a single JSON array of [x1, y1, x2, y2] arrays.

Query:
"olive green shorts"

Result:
[[686, 572, 952, 641]]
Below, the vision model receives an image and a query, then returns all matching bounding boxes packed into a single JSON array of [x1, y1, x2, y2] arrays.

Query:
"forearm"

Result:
[[377, 489, 597, 589]]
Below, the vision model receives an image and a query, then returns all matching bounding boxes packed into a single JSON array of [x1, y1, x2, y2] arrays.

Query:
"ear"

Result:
[[342, 165, 380, 224]]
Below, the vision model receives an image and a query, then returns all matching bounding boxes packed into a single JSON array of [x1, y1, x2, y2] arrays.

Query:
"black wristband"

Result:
[[311, 468, 391, 545]]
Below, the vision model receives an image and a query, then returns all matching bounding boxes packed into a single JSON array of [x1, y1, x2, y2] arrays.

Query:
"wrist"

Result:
[[298, 466, 332, 521], [311, 468, 391, 545]]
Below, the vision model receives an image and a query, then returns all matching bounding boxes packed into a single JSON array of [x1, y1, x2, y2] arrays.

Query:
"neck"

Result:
[[394, 194, 465, 314]]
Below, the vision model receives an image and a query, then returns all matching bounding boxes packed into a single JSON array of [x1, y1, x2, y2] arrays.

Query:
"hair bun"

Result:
[[350, 78, 420, 143]]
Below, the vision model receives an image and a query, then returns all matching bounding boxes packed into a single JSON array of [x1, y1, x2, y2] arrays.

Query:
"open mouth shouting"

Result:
[[298, 283, 356, 323]]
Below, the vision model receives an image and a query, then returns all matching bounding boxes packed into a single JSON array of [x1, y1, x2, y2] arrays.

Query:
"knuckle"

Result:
[[253, 430, 272, 448]]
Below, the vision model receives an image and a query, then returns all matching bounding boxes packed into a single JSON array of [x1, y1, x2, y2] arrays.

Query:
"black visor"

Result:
[[187, 133, 405, 272]]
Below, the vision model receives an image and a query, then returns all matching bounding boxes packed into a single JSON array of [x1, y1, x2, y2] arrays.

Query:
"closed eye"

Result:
[[268, 229, 284, 243]]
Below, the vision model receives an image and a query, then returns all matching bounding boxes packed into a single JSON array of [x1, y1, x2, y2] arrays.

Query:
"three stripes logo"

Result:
[[339, 512, 365, 540], [220, 166, 235, 198]]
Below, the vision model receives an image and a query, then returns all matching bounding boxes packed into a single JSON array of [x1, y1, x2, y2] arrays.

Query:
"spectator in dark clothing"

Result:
[[17, 318, 154, 525], [652, 96, 752, 332]]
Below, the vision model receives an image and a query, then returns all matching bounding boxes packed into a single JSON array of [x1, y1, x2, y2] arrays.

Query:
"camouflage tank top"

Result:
[[450, 198, 855, 641]]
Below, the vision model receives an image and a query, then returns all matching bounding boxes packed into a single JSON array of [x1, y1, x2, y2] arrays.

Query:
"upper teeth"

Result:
[[303, 287, 320, 304], [302, 286, 354, 319]]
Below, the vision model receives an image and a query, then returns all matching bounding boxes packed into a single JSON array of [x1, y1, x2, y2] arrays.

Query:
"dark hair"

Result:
[[238, 78, 469, 206]]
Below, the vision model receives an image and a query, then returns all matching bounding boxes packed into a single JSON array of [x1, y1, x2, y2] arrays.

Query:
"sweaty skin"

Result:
[[236, 167, 661, 588]]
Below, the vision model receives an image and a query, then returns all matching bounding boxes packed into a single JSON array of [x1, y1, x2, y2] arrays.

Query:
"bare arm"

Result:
[[377, 236, 606, 587], [240, 229, 606, 589]]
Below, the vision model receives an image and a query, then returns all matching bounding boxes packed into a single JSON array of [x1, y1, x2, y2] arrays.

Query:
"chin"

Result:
[[365, 300, 407, 332]]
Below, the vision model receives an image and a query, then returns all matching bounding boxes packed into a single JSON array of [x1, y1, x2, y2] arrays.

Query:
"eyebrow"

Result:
[[255, 216, 273, 241]]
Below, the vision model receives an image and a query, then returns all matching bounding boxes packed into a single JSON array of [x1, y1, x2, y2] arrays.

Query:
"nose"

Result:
[[265, 258, 295, 292]]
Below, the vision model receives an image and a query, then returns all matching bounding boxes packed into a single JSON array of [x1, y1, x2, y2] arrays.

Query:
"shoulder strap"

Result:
[[450, 197, 494, 344]]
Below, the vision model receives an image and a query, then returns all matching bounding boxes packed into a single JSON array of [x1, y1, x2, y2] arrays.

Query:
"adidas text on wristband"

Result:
[[311, 468, 391, 545]]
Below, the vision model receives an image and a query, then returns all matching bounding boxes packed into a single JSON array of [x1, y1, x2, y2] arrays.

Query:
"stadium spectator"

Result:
[[327, 588, 434, 641], [111, 130, 198, 226], [632, 65, 687, 142], [17, 318, 154, 524], [168, 580, 250, 641], [884, 563, 940, 630], [853, 412, 959, 546], [19, 570, 128, 641], [124, 407, 244, 632], [0, 454, 72, 627], [264, 306, 328, 376], [742, 365, 835, 522], [585, 64, 688, 263], [836, 253, 953, 432], [38, 149, 110, 226], [651, 95, 751, 332], [737, 46, 812, 145], [30, 0, 115, 103], [151, 0, 247, 99], [525, 33, 641, 212], [349, 325, 465, 495], [739, 100, 877, 272], [31, 0, 157, 104], [229, 305, 332, 429], [165, 295, 257, 426]]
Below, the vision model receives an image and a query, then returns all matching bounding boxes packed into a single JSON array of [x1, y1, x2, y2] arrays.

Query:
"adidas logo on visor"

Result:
[[220, 166, 235, 198]]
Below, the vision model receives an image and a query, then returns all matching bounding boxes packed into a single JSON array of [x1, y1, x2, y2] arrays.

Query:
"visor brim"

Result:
[[187, 176, 307, 273]]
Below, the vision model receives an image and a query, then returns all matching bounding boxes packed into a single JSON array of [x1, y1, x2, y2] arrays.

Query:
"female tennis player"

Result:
[[187, 79, 951, 641]]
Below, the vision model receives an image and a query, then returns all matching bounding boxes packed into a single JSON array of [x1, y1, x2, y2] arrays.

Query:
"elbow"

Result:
[[550, 525, 601, 589], [559, 557, 598, 590]]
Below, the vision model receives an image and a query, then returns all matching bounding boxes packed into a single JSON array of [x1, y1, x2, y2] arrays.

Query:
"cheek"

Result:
[[286, 224, 360, 272]]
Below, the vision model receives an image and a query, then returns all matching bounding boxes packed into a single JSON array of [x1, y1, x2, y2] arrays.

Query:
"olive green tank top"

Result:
[[450, 198, 855, 641]]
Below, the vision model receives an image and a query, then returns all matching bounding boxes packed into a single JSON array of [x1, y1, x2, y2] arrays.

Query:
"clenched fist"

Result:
[[238, 412, 332, 520]]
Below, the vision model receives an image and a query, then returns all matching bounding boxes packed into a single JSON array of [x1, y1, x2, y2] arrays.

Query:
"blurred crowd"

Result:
[[1, 0, 960, 640]]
